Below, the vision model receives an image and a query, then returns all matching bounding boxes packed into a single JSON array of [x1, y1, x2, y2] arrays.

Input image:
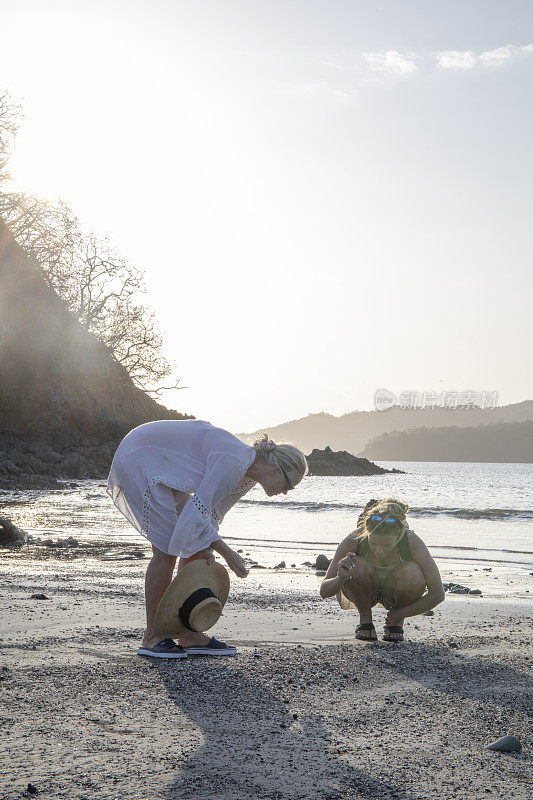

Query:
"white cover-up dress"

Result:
[[106, 420, 257, 557]]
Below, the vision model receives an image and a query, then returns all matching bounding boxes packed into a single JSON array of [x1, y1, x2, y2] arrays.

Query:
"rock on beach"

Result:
[[0, 516, 29, 548], [315, 554, 331, 571], [487, 735, 522, 753]]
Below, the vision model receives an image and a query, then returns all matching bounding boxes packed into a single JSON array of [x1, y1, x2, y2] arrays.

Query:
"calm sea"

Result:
[[2, 463, 532, 586]]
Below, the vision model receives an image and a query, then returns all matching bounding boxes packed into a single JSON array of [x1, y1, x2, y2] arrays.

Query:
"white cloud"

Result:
[[364, 50, 417, 76], [437, 50, 477, 70], [437, 43, 533, 70], [480, 45, 518, 66]]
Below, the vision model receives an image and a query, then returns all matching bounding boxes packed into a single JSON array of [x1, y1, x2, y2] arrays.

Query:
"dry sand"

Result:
[[0, 545, 532, 800]]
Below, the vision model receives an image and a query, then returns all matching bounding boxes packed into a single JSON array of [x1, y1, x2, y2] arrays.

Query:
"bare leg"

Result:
[[381, 561, 427, 641], [142, 545, 177, 647], [340, 558, 379, 639]]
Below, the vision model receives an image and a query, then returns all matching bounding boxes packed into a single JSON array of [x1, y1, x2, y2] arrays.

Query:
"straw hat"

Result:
[[155, 560, 230, 637]]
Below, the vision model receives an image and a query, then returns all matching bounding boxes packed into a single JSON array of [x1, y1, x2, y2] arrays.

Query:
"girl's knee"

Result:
[[383, 561, 426, 605], [399, 561, 426, 587], [343, 557, 378, 595]]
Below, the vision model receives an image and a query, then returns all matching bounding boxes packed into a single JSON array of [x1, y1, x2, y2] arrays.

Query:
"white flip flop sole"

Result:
[[137, 648, 187, 659], [184, 646, 237, 656]]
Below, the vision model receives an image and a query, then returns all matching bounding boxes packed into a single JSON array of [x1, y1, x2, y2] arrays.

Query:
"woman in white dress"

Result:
[[107, 420, 308, 657]]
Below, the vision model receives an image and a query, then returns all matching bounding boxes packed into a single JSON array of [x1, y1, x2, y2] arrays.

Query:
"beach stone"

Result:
[[0, 516, 28, 548], [423, 610, 434, 616], [469, 589, 482, 595], [487, 735, 522, 753], [0, 666, 12, 680], [30, 594, 49, 600], [274, 561, 286, 569], [444, 583, 471, 594], [26, 784, 39, 795], [315, 554, 331, 570], [315, 570, 326, 577]]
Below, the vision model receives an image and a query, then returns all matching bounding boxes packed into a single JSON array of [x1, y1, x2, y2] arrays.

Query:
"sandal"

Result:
[[355, 623, 377, 641], [184, 637, 237, 656], [383, 625, 404, 642], [137, 638, 187, 659]]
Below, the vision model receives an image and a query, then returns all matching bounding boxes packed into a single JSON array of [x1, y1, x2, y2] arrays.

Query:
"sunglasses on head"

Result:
[[369, 514, 399, 528]]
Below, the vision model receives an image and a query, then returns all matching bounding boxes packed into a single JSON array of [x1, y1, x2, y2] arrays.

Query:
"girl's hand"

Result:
[[224, 548, 249, 578], [337, 552, 357, 582]]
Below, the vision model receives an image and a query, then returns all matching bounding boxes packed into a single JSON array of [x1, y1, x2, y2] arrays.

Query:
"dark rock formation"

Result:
[[0, 516, 29, 548], [306, 446, 404, 476], [0, 219, 193, 489], [315, 554, 331, 571], [442, 583, 482, 596]]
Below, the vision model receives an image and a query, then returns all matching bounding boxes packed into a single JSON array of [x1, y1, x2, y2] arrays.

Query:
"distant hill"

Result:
[[361, 421, 533, 463], [0, 220, 192, 488], [238, 401, 533, 457]]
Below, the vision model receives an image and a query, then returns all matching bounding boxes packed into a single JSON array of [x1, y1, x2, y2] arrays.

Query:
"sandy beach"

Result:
[[0, 543, 532, 800]]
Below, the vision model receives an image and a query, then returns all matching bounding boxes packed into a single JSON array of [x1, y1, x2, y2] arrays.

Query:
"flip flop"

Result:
[[383, 625, 404, 642], [184, 637, 237, 656], [137, 638, 187, 659], [355, 623, 377, 641]]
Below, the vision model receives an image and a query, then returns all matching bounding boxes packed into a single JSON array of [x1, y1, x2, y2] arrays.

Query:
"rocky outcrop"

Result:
[[306, 446, 404, 476], [0, 220, 193, 489], [0, 516, 29, 548]]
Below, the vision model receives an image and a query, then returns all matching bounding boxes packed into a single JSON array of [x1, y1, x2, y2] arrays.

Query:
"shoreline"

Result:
[[1, 539, 531, 603]]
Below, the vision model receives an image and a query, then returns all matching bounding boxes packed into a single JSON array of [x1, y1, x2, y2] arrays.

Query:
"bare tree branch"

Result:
[[0, 92, 181, 395]]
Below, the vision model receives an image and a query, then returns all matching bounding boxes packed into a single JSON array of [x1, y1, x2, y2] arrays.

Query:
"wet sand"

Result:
[[0, 546, 532, 800]]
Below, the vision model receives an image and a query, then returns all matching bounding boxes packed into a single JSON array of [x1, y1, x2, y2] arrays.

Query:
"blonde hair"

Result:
[[252, 433, 308, 487], [356, 497, 409, 540]]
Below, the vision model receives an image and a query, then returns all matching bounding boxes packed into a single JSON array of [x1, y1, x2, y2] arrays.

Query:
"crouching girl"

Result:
[[320, 498, 445, 642]]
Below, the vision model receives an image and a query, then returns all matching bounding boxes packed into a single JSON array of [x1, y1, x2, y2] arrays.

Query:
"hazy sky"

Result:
[[1, 0, 532, 432]]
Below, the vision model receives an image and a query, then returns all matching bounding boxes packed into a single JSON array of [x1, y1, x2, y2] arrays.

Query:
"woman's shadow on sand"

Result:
[[157, 657, 414, 800], [155, 641, 531, 800]]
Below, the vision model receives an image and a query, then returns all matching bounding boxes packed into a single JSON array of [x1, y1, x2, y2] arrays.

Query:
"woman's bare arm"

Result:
[[319, 535, 357, 599], [211, 539, 249, 578]]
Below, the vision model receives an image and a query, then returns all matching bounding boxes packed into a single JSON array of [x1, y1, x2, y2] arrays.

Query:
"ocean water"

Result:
[[2, 463, 532, 590]]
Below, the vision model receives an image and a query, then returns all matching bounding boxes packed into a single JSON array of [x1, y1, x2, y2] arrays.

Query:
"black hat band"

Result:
[[179, 587, 218, 631]]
